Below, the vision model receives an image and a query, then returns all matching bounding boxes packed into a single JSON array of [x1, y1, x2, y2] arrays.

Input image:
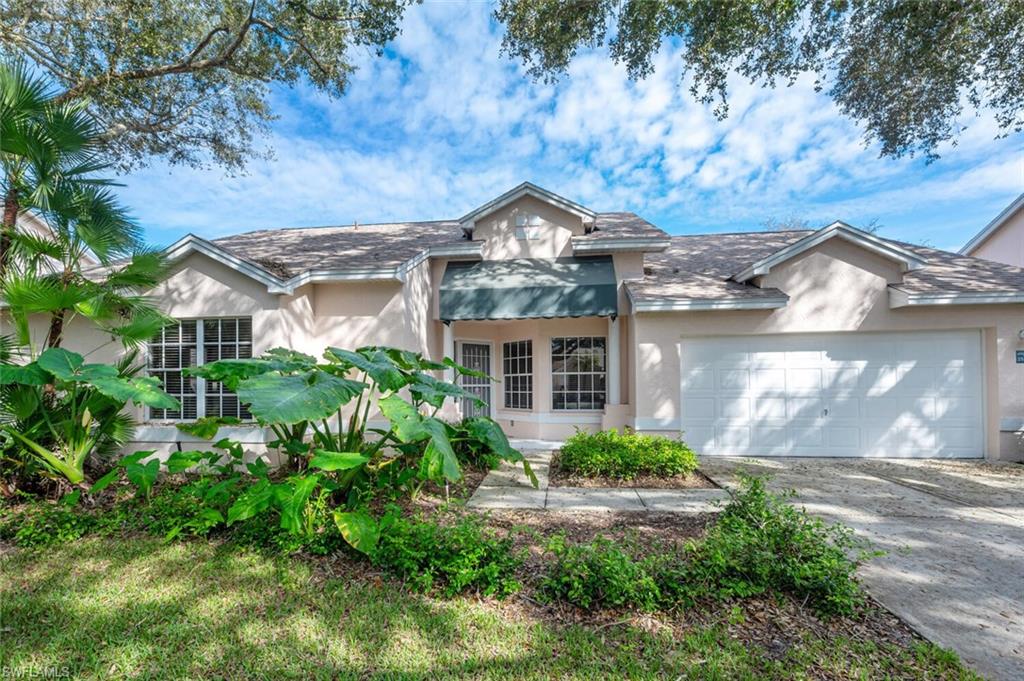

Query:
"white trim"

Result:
[[165, 234, 289, 291], [889, 288, 1024, 308], [426, 242, 483, 259], [625, 285, 789, 312], [571, 237, 670, 254], [495, 411, 603, 425], [459, 182, 596, 232], [732, 221, 928, 283], [132, 425, 273, 444], [633, 417, 681, 430], [164, 233, 482, 295], [960, 192, 1024, 255]]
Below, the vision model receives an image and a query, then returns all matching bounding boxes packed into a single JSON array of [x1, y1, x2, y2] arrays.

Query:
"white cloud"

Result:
[[118, 1, 1024, 252]]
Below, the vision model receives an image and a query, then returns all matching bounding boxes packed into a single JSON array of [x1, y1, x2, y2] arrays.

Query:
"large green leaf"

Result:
[[325, 347, 407, 392], [36, 347, 84, 380], [0, 362, 49, 386], [186, 359, 280, 391], [309, 450, 370, 472], [332, 509, 380, 555], [378, 394, 425, 442], [463, 417, 537, 488], [278, 474, 321, 533], [175, 416, 242, 440], [89, 375, 180, 409], [237, 370, 364, 425], [125, 457, 160, 497], [165, 449, 212, 473], [443, 356, 490, 379], [409, 372, 482, 408], [226, 479, 274, 525]]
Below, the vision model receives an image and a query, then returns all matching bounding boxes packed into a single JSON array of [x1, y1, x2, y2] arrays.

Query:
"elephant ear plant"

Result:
[[0, 347, 178, 487], [177, 345, 536, 553]]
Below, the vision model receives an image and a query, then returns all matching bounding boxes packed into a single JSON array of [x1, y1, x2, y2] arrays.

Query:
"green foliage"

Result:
[[187, 345, 535, 493], [372, 510, 523, 598], [558, 429, 698, 480], [495, 0, 1024, 160], [540, 535, 661, 611], [0, 348, 177, 486], [541, 476, 868, 616], [0, 502, 95, 547], [1, 62, 171, 352], [0, 2, 410, 171], [678, 476, 867, 616]]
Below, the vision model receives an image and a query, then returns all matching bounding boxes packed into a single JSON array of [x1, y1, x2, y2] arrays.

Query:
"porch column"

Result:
[[607, 316, 621, 405], [442, 322, 454, 383]]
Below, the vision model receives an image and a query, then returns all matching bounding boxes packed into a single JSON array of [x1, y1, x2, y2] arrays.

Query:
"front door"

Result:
[[459, 342, 491, 418]]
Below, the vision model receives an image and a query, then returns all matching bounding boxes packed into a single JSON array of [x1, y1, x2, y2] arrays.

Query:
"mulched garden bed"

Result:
[[548, 456, 719, 489]]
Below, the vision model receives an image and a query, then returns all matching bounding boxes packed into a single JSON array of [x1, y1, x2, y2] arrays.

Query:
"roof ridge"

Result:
[[668, 229, 815, 238], [214, 218, 459, 240]]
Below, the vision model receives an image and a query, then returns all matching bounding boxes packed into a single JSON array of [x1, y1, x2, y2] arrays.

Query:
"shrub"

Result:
[[680, 476, 867, 615], [372, 510, 523, 598], [0, 502, 95, 547], [539, 535, 661, 611], [557, 429, 698, 479]]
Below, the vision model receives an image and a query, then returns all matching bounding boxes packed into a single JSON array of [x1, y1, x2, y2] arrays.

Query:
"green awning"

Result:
[[440, 257, 618, 322]]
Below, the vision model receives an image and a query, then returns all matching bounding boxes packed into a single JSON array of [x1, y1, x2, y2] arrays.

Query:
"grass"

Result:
[[0, 537, 979, 680]]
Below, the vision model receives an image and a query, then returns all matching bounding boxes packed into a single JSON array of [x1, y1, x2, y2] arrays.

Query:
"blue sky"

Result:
[[119, 2, 1024, 253]]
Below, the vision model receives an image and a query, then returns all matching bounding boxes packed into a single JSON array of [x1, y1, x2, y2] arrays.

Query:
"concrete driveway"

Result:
[[700, 457, 1024, 681]]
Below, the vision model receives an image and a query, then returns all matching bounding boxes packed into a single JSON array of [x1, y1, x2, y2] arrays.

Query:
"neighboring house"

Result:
[[56, 183, 1024, 461], [960, 192, 1024, 267]]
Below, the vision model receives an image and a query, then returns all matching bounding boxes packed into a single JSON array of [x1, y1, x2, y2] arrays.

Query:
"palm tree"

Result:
[[0, 61, 169, 355]]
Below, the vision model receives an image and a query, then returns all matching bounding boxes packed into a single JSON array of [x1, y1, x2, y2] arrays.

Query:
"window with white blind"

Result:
[[148, 317, 253, 420], [502, 340, 533, 409], [551, 336, 607, 410]]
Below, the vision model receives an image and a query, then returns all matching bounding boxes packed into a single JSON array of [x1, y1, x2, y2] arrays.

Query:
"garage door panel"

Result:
[[679, 331, 983, 458]]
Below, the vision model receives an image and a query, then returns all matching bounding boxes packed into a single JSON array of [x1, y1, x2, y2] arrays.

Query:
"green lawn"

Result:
[[1, 537, 977, 680]]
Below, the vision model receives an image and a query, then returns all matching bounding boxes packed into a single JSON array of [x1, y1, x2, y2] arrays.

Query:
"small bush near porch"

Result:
[[555, 429, 702, 484]]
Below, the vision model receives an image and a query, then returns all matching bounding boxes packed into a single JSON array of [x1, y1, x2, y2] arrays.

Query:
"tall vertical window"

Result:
[[551, 336, 606, 410], [502, 340, 533, 409], [148, 317, 252, 420]]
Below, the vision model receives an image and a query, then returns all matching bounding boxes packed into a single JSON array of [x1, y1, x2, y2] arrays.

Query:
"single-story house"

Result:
[[960, 192, 1024, 268], [45, 183, 1024, 461]]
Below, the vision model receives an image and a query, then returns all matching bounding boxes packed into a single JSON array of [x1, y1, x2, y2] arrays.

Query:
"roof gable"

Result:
[[459, 182, 596, 232], [959, 192, 1024, 255], [732, 221, 927, 283]]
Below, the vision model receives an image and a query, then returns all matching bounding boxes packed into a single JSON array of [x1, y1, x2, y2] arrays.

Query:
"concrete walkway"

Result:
[[700, 457, 1024, 681], [467, 449, 729, 512]]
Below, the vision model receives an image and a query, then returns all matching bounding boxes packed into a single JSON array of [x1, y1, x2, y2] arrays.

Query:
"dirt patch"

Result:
[[549, 459, 718, 489], [485, 508, 713, 546]]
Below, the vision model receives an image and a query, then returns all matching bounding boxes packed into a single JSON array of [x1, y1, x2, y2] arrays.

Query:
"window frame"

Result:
[[147, 316, 253, 422], [550, 336, 607, 411], [501, 340, 533, 410]]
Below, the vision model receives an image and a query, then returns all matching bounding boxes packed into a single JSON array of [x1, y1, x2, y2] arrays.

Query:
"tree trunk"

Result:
[[0, 182, 18, 281], [46, 308, 66, 349]]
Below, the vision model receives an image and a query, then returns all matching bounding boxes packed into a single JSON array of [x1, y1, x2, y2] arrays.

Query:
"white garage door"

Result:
[[679, 331, 984, 458]]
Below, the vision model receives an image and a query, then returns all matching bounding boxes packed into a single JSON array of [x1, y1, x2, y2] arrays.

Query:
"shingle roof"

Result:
[[212, 220, 465, 278], [627, 229, 1024, 304], [210, 212, 665, 278], [584, 212, 668, 242]]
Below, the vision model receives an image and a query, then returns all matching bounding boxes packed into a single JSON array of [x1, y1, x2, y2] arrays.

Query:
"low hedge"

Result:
[[557, 429, 698, 479], [540, 476, 868, 616]]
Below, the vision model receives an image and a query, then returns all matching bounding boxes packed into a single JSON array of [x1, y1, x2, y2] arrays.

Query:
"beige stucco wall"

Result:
[[967, 204, 1024, 267], [471, 195, 583, 260], [450, 316, 618, 440], [632, 238, 1024, 460]]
